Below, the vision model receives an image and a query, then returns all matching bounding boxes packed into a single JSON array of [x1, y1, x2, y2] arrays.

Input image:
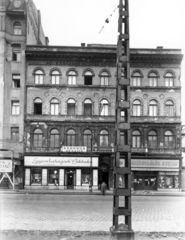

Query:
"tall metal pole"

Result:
[[111, 1, 134, 238]]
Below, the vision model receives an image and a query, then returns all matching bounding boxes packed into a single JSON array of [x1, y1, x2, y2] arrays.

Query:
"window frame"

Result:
[[67, 99, 75, 116], [164, 130, 174, 148], [12, 45, 21, 62], [148, 130, 157, 148], [100, 71, 109, 86], [165, 72, 174, 87], [100, 99, 109, 116], [149, 72, 158, 87], [12, 74, 20, 88], [133, 99, 141, 116], [83, 129, 92, 151], [84, 71, 93, 85], [34, 98, 42, 115], [13, 21, 22, 35], [11, 101, 20, 115], [132, 71, 142, 86], [84, 99, 92, 116], [132, 130, 141, 148], [50, 98, 59, 115], [11, 127, 19, 141], [165, 100, 174, 116], [50, 129, 59, 148], [149, 100, 158, 116], [34, 70, 44, 84], [66, 129, 76, 146], [51, 70, 60, 85], [68, 70, 77, 85], [99, 129, 109, 147], [33, 129, 43, 148]]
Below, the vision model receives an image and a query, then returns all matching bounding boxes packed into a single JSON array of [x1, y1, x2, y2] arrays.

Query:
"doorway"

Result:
[[67, 172, 74, 189], [99, 164, 109, 189]]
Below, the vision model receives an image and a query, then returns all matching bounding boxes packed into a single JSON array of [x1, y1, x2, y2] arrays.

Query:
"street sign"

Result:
[[0, 160, 12, 173]]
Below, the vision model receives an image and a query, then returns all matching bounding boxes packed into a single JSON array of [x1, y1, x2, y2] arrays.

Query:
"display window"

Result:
[[119, 175, 125, 188], [82, 168, 91, 184], [31, 168, 42, 185], [158, 172, 179, 189], [48, 169, 59, 185]]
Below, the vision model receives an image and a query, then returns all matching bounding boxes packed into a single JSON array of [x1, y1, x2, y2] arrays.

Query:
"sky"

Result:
[[34, 0, 185, 123]]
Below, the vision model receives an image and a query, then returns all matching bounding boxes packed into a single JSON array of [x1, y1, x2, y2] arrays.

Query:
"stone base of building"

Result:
[[110, 225, 135, 240]]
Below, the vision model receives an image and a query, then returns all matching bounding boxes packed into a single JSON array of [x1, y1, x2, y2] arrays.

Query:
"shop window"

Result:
[[34, 98, 42, 115], [13, 21, 22, 35], [149, 100, 158, 116], [34, 70, 44, 84], [50, 129, 59, 148], [100, 71, 109, 86], [67, 129, 76, 146], [158, 174, 179, 189], [132, 130, 141, 148], [12, 45, 21, 62], [165, 100, 174, 116], [48, 169, 59, 185], [11, 127, 19, 141], [50, 98, 59, 115], [149, 72, 158, 87], [100, 99, 109, 116], [83, 129, 92, 151], [164, 130, 174, 148], [68, 71, 76, 85], [84, 71, 93, 85], [148, 130, 157, 148], [132, 99, 141, 116], [12, 74, 20, 88], [84, 99, 92, 116], [165, 72, 174, 87], [31, 168, 42, 185], [51, 70, 60, 84], [99, 129, 109, 147], [33, 129, 43, 148], [82, 168, 91, 184], [132, 71, 142, 86], [67, 99, 75, 116], [11, 101, 20, 115]]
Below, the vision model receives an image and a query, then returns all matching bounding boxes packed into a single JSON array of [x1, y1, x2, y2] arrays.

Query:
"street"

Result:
[[0, 194, 185, 240]]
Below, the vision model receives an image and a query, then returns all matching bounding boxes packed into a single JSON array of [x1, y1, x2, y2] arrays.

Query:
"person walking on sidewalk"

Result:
[[101, 181, 107, 195]]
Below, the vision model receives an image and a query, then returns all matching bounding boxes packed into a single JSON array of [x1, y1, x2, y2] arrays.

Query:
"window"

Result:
[[11, 127, 19, 141], [132, 130, 141, 148], [100, 71, 109, 86], [100, 99, 109, 116], [12, 45, 21, 62], [165, 100, 174, 116], [68, 71, 76, 85], [133, 100, 141, 116], [50, 98, 59, 115], [67, 129, 76, 146], [149, 100, 158, 116], [67, 99, 75, 116], [34, 98, 42, 115], [51, 70, 60, 84], [120, 131, 125, 147], [48, 169, 58, 185], [82, 169, 91, 184], [13, 22, 22, 35], [34, 70, 44, 84], [132, 71, 141, 86], [12, 101, 20, 115], [12, 74, 20, 88], [84, 99, 92, 116], [165, 72, 174, 87], [33, 129, 43, 148], [99, 130, 109, 147], [148, 130, 157, 148], [84, 71, 93, 85], [164, 130, 174, 148], [31, 168, 42, 185], [50, 129, 59, 148], [83, 129, 92, 150], [158, 174, 179, 189], [149, 72, 158, 87]]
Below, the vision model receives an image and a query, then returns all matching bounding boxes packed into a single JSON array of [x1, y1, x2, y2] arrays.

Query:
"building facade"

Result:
[[0, 0, 47, 189], [24, 44, 183, 191]]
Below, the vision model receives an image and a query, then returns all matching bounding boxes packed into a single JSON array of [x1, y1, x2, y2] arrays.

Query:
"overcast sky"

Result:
[[34, 0, 185, 123]]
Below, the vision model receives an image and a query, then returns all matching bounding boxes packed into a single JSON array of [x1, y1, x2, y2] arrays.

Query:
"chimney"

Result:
[[157, 46, 163, 49], [81, 43, 86, 47]]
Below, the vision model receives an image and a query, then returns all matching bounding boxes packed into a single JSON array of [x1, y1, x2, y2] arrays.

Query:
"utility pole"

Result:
[[110, 0, 134, 239]]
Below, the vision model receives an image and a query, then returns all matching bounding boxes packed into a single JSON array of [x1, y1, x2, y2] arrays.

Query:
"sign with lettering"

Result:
[[0, 160, 12, 172], [61, 146, 87, 152], [24, 156, 98, 167], [131, 159, 179, 169]]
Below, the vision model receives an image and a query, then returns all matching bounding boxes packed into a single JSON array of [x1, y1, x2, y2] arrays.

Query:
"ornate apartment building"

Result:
[[24, 44, 183, 191]]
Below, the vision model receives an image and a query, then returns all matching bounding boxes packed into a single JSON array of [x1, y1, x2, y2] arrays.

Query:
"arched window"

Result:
[[148, 130, 157, 148], [84, 71, 93, 85], [51, 70, 60, 84], [132, 71, 141, 86], [34, 70, 44, 84], [68, 71, 77, 85], [33, 129, 43, 148], [100, 71, 109, 86], [34, 98, 42, 115], [84, 99, 92, 116], [83, 129, 92, 150], [13, 22, 22, 35], [67, 99, 75, 116], [133, 100, 141, 116], [67, 129, 76, 146], [50, 98, 59, 115], [99, 130, 109, 147], [165, 72, 174, 87], [132, 130, 141, 148], [50, 129, 59, 148], [149, 100, 158, 116], [149, 72, 158, 87], [100, 99, 109, 116], [164, 130, 174, 148], [165, 100, 174, 116]]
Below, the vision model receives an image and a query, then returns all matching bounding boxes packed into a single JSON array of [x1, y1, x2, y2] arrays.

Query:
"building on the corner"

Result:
[[24, 44, 183, 192], [0, 0, 48, 189]]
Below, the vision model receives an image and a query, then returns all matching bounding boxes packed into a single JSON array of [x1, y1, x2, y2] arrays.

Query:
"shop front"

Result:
[[132, 159, 180, 191], [24, 156, 99, 190]]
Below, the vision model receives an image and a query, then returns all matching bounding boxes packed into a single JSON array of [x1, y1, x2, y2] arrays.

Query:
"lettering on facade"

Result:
[[0, 160, 12, 173], [131, 63, 161, 68], [131, 159, 179, 168]]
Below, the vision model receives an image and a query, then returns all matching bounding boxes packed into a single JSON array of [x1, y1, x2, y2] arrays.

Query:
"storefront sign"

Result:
[[61, 146, 87, 152], [0, 160, 12, 172], [131, 159, 179, 169], [24, 156, 98, 167]]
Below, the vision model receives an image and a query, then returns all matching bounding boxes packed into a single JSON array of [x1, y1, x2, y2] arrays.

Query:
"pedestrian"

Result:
[[101, 181, 107, 195]]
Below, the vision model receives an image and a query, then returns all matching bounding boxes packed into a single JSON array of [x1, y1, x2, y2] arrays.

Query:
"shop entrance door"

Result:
[[67, 173, 74, 189], [99, 164, 109, 189], [133, 172, 157, 191]]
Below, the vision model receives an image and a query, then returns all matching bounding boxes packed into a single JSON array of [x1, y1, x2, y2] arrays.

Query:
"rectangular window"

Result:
[[12, 74, 20, 88], [84, 104, 92, 116], [101, 77, 108, 86], [84, 76, 92, 85], [67, 135, 75, 146], [34, 103, 42, 115], [100, 104, 108, 116], [48, 169, 59, 185], [12, 101, 20, 115], [11, 127, 19, 141], [67, 103, 75, 116], [82, 169, 91, 184], [51, 104, 59, 115], [132, 77, 141, 86], [31, 168, 42, 185], [68, 76, 76, 85], [12, 45, 21, 62]]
